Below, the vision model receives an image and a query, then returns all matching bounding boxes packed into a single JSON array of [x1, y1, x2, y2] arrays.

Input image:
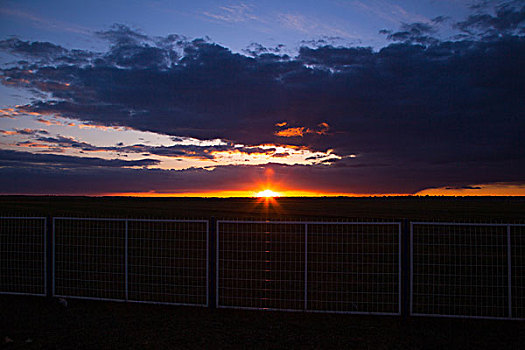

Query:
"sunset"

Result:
[[0, 0, 523, 197], [1, 0, 525, 348]]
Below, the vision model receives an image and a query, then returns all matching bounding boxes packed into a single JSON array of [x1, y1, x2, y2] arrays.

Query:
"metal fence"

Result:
[[53, 218, 208, 306], [2, 216, 525, 320], [0, 217, 47, 296], [216, 221, 401, 315], [410, 222, 525, 320]]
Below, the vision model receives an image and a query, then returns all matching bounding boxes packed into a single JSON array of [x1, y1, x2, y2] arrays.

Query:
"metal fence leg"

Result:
[[209, 217, 217, 309], [46, 216, 53, 298], [125, 220, 128, 302], [304, 223, 308, 311], [507, 225, 512, 318], [401, 219, 410, 318]]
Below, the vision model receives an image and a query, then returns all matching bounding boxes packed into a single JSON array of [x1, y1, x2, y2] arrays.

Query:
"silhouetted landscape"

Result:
[[1, 195, 524, 221]]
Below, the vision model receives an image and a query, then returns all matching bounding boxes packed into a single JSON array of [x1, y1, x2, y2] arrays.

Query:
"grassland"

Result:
[[1, 195, 524, 221]]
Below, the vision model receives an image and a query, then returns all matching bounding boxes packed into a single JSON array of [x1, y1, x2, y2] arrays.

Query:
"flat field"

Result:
[[1, 195, 524, 221]]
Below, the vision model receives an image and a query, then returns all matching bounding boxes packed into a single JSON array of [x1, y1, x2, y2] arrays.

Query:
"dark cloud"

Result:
[[0, 38, 93, 65], [1, 3, 524, 194], [15, 128, 49, 135], [28, 135, 279, 160], [0, 149, 160, 169], [33, 135, 108, 152], [445, 186, 483, 190], [0, 160, 522, 195], [0, 38, 66, 60], [96, 24, 149, 47], [456, 1, 525, 37], [271, 152, 290, 158], [243, 42, 285, 56], [97, 24, 178, 69], [305, 155, 326, 161], [432, 16, 450, 24], [380, 22, 440, 45], [0, 128, 48, 135]]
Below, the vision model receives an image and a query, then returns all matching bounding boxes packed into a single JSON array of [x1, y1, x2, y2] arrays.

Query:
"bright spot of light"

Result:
[[255, 189, 281, 198]]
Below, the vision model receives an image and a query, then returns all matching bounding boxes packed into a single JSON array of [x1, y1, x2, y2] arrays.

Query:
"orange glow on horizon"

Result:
[[99, 188, 525, 198], [99, 181, 525, 198], [416, 183, 525, 196], [100, 190, 413, 198]]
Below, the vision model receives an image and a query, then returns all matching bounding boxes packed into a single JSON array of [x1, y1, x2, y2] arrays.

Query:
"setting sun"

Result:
[[255, 189, 281, 198]]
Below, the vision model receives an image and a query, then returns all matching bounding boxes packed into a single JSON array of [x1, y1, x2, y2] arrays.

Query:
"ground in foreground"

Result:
[[1, 296, 524, 349]]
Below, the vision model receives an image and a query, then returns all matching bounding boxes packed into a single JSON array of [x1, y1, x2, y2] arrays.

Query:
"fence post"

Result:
[[46, 216, 53, 298], [125, 219, 128, 301], [304, 223, 308, 311], [401, 218, 411, 318], [208, 217, 217, 309], [507, 224, 512, 318]]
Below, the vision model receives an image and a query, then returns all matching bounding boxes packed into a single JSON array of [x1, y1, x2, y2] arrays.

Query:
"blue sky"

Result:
[[0, 0, 524, 196], [0, 0, 471, 53]]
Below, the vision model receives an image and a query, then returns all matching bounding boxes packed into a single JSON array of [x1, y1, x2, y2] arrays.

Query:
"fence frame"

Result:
[[216, 220, 402, 315], [410, 222, 525, 320], [2, 216, 524, 321], [52, 217, 209, 307], [0, 216, 47, 297]]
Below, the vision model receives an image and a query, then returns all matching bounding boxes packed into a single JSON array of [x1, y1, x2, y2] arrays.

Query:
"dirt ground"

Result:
[[1, 295, 524, 349]]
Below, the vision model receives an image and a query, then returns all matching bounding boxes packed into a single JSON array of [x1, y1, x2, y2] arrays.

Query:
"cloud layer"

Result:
[[1, 2, 524, 195]]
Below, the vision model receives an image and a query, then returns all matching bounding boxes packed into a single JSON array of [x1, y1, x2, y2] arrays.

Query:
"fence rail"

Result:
[[0, 216, 524, 320]]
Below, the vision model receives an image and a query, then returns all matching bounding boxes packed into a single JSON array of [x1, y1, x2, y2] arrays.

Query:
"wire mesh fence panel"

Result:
[[127, 220, 208, 306], [307, 223, 400, 314], [0, 217, 46, 296], [53, 218, 126, 301], [217, 221, 305, 310], [411, 223, 509, 319], [511, 225, 525, 319]]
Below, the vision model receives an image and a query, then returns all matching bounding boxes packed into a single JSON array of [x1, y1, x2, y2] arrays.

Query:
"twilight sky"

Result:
[[0, 0, 524, 196]]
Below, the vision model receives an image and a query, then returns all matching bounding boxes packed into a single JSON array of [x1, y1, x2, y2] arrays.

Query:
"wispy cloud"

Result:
[[0, 7, 92, 35], [278, 13, 311, 32], [277, 13, 357, 38], [202, 3, 261, 24], [349, 0, 430, 24], [202, 3, 356, 39]]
